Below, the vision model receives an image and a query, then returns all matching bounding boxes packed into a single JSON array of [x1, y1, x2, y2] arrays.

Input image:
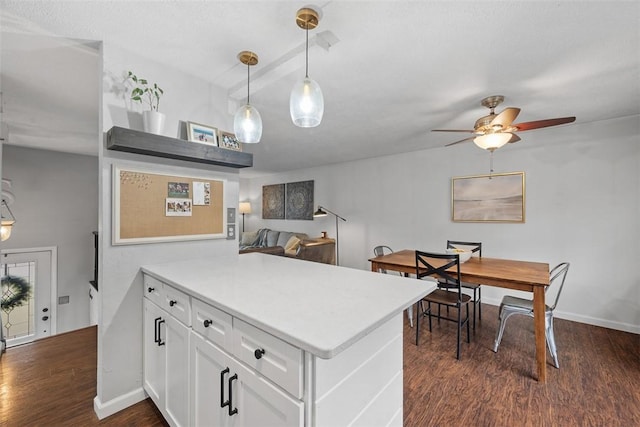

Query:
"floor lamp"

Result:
[[239, 202, 251, 233], [313, 205, 346, 266]]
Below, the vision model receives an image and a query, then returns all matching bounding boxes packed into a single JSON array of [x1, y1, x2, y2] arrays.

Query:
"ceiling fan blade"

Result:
[[490, 107, 521, 128], [445, 136, 475, 147], [507, 134, 521, 143], [432, 129, 475, 133], [512, 116, 576, 132]]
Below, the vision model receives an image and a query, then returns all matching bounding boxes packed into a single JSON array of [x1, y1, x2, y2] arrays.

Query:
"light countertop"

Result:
[[141, 253, 435, 359]]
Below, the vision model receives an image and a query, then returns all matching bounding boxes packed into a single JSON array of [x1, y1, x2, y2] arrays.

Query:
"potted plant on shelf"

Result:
[[125, 71, 165, 135]]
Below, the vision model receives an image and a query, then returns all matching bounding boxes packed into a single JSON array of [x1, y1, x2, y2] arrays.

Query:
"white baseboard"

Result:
[[482, 297, 639, 335], [93, 387, 148, 420]]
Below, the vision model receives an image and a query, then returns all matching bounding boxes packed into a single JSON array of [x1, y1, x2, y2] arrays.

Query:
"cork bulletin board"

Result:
[[113, 166, 226, 244]]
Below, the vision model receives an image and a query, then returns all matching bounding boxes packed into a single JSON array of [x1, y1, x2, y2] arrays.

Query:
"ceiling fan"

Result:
[[433, 95, 576, 151]]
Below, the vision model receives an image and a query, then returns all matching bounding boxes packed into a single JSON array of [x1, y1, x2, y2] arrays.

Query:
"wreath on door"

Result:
[[1, 275, 32, 311]]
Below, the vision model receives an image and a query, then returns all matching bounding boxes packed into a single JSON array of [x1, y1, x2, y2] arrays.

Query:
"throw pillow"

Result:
[[284, 235, 301, 253], [241, 230, 258, 246]]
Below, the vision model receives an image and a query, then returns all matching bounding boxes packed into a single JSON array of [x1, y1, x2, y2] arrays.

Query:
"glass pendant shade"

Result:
[[290, 76, 324, 128], [473, 132, 512, 151], [0, 221, 13, 241], [234, 103, 262, 144]]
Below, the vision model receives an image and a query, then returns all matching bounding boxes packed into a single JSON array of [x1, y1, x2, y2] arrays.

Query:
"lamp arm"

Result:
[[317, 205, 346, 222]]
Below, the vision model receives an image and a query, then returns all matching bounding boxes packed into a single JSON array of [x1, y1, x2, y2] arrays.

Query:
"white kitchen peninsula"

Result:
[[141, 253, 435, 427]]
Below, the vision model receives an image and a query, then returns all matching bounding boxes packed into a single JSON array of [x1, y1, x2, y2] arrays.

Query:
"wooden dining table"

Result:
[[369, 249, 551, 382]]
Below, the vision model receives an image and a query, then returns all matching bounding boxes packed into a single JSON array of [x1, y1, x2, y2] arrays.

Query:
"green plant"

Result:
[[125, 71, 164, 112]]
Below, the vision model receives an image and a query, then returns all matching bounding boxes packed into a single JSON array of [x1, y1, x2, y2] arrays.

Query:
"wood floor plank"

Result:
[[1, 306, 638, 426]]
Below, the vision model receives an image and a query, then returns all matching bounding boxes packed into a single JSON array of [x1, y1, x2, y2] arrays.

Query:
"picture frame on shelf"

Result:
[[186, 121, 218, 146], [218, 130, 242, 151]]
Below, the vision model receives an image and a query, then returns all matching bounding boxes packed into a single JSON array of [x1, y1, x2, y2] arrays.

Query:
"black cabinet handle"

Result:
[[169, 300, 177, 307], [157, 319, 165, 346], [254, 348, 266, 360], [154, 317, 161, 344], [220, 367, 230, 409], [204, 319, 213, 328], [228, 374, 238, 416], [147, 287, 155, 293]]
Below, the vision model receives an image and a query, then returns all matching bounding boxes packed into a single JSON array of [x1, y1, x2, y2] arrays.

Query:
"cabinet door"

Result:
[[164, 314, 190, 427], [233, 361, 303, 427], [191, 332, 234, 427], [143, 299, 166, 408]]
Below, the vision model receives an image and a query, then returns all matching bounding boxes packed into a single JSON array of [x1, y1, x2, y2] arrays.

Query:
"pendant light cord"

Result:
[[305, 21, 309, 78], [247, 61, 250, 104]]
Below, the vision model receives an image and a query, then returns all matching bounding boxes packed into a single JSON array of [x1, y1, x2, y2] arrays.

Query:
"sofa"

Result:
[[239, 228, 336, 265]]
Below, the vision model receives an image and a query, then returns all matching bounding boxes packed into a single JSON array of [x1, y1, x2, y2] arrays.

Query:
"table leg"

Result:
[[371, 262, 378, 273], [533, 286, 547, 382]]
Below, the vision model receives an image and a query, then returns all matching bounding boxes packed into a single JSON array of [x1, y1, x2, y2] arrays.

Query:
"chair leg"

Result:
[[546, 313, 560, 368], [428, 302, 433, 331], [493, 305, 508, 352], [415, 302, 421, 345], [477, 286, 482, 320], [466, 304, 470, 343], [456, 304, 461, 360], [472, 288, 477, 331], [407, 305, 414, 328]]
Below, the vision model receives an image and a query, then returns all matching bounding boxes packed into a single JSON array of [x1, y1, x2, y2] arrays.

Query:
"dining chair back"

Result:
[[492, 262, 570, 368], [445, 240, 483, 330], [373, 245, 414, 327], [415, 250, 472, 359]]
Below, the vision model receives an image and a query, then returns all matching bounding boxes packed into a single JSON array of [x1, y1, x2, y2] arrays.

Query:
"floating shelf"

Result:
[[106, 126, 253, 169]]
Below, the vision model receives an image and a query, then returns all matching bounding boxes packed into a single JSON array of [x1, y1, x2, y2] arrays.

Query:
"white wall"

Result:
[[2, 145, 98, 333], [240, 116, 639, 334], [95, 44, 241, 416]]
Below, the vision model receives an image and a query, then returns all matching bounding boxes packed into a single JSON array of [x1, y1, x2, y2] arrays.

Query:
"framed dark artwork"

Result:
[[285, 180, 314, 220], [452, 171, 525, 222], [262, 184, 285, 219]]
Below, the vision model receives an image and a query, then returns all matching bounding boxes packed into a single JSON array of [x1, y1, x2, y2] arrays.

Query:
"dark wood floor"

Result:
[[1, 304, 638, 426]]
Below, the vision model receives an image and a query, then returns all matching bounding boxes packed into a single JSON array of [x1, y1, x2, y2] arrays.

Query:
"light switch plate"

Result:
[[227, 207, 236, 224]]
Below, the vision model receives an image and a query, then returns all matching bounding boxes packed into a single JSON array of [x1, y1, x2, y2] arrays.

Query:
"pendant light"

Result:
[[233, 51, 262, 143], [290, 7, 324, 128]]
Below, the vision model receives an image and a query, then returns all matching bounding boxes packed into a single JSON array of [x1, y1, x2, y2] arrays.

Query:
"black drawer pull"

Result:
[[228, 374, 238, 416], [220, 367, 230, 408], [154, 317, 161, 344], [204, 319, 213, 328], [254, 348, 266, 360], [157, 319, 165, 346], [169, 300, 177, 307], [147, 287, 155, 293]]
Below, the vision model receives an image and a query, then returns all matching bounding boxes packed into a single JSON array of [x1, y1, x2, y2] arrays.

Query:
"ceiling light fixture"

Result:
[[290, 7, 324, 128], [233, 51, 262, 143], [473, 132, 512, 151]]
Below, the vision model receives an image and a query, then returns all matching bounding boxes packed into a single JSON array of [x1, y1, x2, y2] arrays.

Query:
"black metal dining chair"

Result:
[[442, 240, 482, 330], [415, 250, 472, 360]]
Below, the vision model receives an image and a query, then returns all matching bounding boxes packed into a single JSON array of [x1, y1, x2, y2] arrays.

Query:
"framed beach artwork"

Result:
[[187, 121, 218, 146], [451, 172, 525, 223]]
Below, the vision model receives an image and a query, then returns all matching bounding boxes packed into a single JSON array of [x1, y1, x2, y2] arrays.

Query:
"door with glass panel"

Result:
[[1, 249, 54, 349]]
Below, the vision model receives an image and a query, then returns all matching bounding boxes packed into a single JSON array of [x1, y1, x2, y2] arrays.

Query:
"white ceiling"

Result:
[[1, 1, 639, 176]]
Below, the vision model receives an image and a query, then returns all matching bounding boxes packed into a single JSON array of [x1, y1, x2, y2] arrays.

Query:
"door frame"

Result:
[[1, 246, 58, 337]]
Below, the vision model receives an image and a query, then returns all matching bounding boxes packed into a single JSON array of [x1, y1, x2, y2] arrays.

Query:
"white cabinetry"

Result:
[[143, 277, 190, 427], [142, 259, 417, 427], [191, 331, 303, 426]]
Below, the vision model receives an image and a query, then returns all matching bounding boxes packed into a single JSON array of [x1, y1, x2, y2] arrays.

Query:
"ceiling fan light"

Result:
[[234, 103, 262, 143], [290, 76, 324, 128], [474, 132, 512, 151]]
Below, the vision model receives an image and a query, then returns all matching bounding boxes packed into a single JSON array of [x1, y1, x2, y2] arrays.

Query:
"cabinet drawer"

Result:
[[192, 298, 233, 351], [233, 319, 303, 399], [143, 275, 164, 306], [163, 284, 191, 326]]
